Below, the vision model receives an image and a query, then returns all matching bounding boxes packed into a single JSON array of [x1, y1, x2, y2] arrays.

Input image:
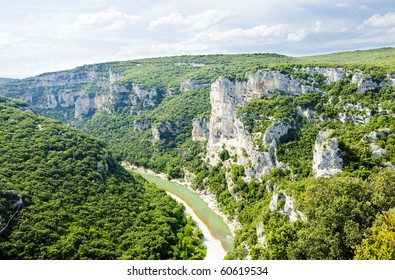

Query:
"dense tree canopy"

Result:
[[0, 97, 205, 259]]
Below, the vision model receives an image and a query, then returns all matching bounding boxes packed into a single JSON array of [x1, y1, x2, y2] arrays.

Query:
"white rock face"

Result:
[[180, 78, 210, 92], [358, 79, 379, 93], [351, 71, 363, 84], [58, 92, 80, 107], [362, 129, 391, 158], [46, 94, 58, 109], [370, 143, 387, 157], [246, 70, 303, 97], [362, 129, 390, 143], [206, 72, 301, 180], [36, 94, 58, 109], [351, 71, 395, 93], [192, 116, 209, 142], [263, 122, 293, 146], [383, 72, 395, 87], [303, 67, 347, 84], [207, 78, 271, 180], [338, 103, 372, 125], [131, 85, 158, 108], [75, 95, 108, 119], [151, 122, 179, 142], [269, 191, 298, 222], [152, 126, 161, 142], [256, 222, 266, 246], [312, 130, 343, 177]]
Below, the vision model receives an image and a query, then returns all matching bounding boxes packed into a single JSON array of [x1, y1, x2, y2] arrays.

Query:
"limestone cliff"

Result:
[[312, 130, 343, 177], [192, 116, 209, 142], [204, 68, 345, 180], [205, 76, 279, 180], [0, 65, 164, 124], [204, 67, 393, 181], [152, 122, 180, 142], [75, 95, 109, 119]]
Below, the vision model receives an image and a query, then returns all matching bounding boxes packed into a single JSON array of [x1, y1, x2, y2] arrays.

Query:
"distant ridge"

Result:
[[0, 78, 16, 85]]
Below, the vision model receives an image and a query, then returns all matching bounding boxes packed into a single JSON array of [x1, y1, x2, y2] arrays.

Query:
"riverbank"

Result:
[[122, 162, 240, 237], [165, 192, 226, 260]]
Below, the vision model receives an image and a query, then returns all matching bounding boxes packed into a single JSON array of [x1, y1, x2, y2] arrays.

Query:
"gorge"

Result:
[[1, 48, 395, 259]]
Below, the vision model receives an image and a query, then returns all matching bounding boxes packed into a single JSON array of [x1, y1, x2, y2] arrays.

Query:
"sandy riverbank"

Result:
[[122, 162, 240, 235], [121, 162, 240, 260], [165, 192, 226, 260]]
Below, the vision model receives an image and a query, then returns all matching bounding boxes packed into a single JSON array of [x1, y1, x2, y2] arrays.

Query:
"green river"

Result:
[[136, 172, 234, 252]]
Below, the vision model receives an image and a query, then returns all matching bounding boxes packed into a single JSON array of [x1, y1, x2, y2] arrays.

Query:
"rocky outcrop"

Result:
[[312, 130, 343, 177], [152, 122, 179, 142], [192, 116, 209, 142], [109, 81, 133, 109], [133, 120, 151, 132], [362, 129, 392, 158], [152, 126, 161, 142], [296, 106, 316, 122], [206, 81, 278, 179], [26, 65, 105, 88], [263, 122, 293, 146], [352, 72, 395, 93], [180, 78, 210, 92], [37, 94, 58, 109], [206, 72, 299, 180], [303, 67, 347, 84], [245, 71, 303, 97], [58, 92, 80, 108], [338, 103, 372, 125], [0, 65, 162, 123], [362, 129, 391, 142], [131, 85, 159, 108], [75, 95, 109, 119], [256, 222, 266, 246], [269, 191, 298, 222], [370, 143, 387, 157], [357, 78, 378, 93]]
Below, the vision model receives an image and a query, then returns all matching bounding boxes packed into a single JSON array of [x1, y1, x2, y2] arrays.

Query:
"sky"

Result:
[[0, 0, 394, 78]]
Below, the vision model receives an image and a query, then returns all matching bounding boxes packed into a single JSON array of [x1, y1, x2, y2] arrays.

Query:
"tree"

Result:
[[354, 208, 395, 260]]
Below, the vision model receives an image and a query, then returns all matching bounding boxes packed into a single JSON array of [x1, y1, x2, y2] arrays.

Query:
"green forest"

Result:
[[0, 97, 205, 259]]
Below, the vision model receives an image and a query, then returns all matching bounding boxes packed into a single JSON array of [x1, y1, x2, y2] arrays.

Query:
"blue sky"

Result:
[[0, 0, 394, 77]]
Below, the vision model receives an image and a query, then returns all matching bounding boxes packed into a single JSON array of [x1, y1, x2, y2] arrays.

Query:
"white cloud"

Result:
[[114, 23, 289, 61], [60, 7, 139, 38], [147, 9, 236, 32], [336, 3, 348, 8], [287, 29, 308, 42], [191, 24, 288, 44], [0, 33, 24, 49], [114, 40, 226, 60], [314, 21, 322, 33], [363, 12, 395, 28]]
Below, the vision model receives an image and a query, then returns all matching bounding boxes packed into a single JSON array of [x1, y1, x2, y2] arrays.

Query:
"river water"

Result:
[[136, 172, 234, 254]]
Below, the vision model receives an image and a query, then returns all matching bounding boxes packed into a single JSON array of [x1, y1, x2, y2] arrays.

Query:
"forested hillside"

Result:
[[0, 78, 15, 85], [1, 48, 395, 260], [0, 96, 205, 260]]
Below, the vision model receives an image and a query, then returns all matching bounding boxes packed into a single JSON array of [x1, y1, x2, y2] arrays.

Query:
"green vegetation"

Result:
[[297, 47, 395, 70], [354, 208, 395, 260], [0, 97, 205, 260], [1, 48, 395, 260], [228, 76, 395, 260], [80, 88, 211, 179]]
